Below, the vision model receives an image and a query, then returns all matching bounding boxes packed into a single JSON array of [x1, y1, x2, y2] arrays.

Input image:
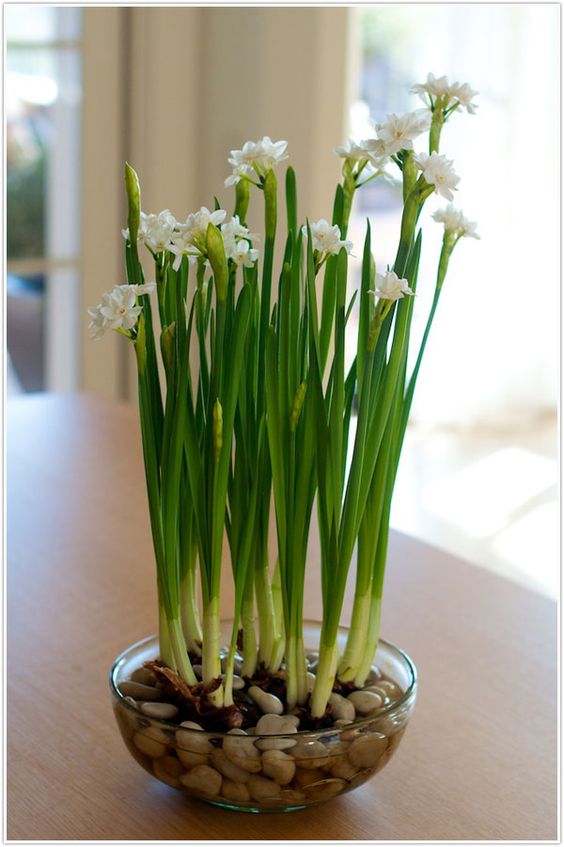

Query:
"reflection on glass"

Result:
[[7, 48, 82, 260]]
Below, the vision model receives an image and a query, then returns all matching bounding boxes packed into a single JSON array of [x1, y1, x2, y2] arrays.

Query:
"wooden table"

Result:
[[7, 394, 558, 840]]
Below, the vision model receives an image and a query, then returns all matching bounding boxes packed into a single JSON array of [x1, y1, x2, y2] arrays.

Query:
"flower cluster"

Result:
[[225, 136, 288, 186], [122, 210, 176, 253], [170, 207, 227, 270], [371, 270, 414, 302], [414, 152, 460, 201], [88, 283, 156, 340], [221, 215, 260, 267], [375, 109, 432, 156], [411, 73, 478, 114], [432, 204, 479, 239], [303, 219, 353, 263]]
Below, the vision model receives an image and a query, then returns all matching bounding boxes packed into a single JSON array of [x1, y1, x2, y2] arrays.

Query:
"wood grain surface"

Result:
[[7, 394, 558, 840]]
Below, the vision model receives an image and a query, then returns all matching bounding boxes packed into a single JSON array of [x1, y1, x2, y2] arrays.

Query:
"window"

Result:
[[6, 6, 82, 392]]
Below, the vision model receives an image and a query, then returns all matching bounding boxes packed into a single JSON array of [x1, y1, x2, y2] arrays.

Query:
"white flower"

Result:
[[411, 73, 478, 114], [224, 163, 255, 187], [376, 110, 432, 155], [221, 215, 253, 249], [334, 137, 390, 168], [171, 206, 227, 269], [448, 81, 479, 114], [87, 306, 107, 341], [371, 270, 414, 302], [230, 239, 259, 268], [432, 205, 480, 239], [88, 283, 156, 339], [415, 152, 460, 201], [302, 219, 353, 257], [227, 136, 288, 180], [122, 210, 177, 252]]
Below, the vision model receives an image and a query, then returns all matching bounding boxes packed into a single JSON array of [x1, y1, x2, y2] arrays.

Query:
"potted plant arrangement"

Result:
[[91, 73, 478, 812]]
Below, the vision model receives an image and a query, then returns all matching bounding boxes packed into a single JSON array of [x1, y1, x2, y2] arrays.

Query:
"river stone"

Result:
[[176, 721, 211, 755], [293, 766, 325, 788], [133, 726, 170, 758], [303, 777, 346, 802], [130, 667, 157, 686], [153, 755, 184, 788], [248, 686, 284, 715], [179, 764, 222, 797], [247, 774, 282, 802], [347, 733, 388, 768], [261, 749, 296, 785], [329, 692, 356, 722], [221, 780, 251, 803], [119, 681, 163, 701], [140, 702, 178, 720], [290, 740, 329, 769], [347, 690, 383, 714], [254, 714, 298, 751], [223, 728, 262, 773], [210, 748, 251, 784]]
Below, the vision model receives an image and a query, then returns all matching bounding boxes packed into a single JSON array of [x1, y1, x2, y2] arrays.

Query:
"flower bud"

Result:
[[124, 162, 141, 245], [160, 322, 176, 374], [206, 223, 228, 302], [213, 399, 223, 461], [289, 381, 307, 433], [263, 169, 277, 241], [234, 179, 250, 223]]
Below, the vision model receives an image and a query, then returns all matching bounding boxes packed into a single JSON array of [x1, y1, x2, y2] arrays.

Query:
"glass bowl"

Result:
[[110, 621, 417, 812]]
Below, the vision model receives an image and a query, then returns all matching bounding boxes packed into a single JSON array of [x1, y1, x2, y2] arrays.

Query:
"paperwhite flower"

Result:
[[230, 239, 260, 268], [224, 163, 255, 187], [87, 306, 107, 341], [376, 110, 432, 155], [302, 219, 353, 257], [411, 73, 478, 114], [334, 137, 390, 169], [371, 271, 414, 302], [227, 136, 288, 180], [122, 210, 177, 253], [169, 231, 200, 271], [221, 215, 253, 249], [171, 206, 228, 269], [432, 205, 480, 239], [88, 283, 156, 339], [415, 152, 460, 201]]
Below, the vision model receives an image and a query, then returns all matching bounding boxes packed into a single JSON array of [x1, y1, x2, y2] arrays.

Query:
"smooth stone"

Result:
[[366, 666, 383, 682], [373, 679, 401, 697], [133, 726, 169, 758], [302, 777, 346, 801], [177, 749, 208, 768], [306, 672, 316, 692], [210, 748, 251, 784], [328, 757, 359, 780], [140, 701, 178, 720], [119, 681, 163, 701], [248, 686, 284, 715], [153, 755, 184, 788], [290, 740, 329, 769], [179, 764, 222, 797], [347, 734, 388, 768], [293, 766, 325, 788], [329, 692, 356, 722], [280, 788, 306, 803], [247, 774, 282, 802], [130, 667, 157, 686], [334, 719, 353, 728], [192, 664, 203, 678], [347, 690, 383, 714], [223, 728, 262, 772], [232, 674, 245, 691], [221, 780, 251, 803], [261, 749, 296, 785], [175, 721, 211, 755], [254, 714, 298, 751]]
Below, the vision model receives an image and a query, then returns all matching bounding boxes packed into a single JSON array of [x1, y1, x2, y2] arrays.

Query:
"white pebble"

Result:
[[254, 714, 298, 751], [133, 726, 169, 758], [347, 690, 383, 714], [248, 686, 284, 715], [290, 740, 329, 769], [329, 692, 356, 722], [347, 734, 388, 768], [179, 764, 222, 797], [210, 748, 251, 784], [223, 728, 262, 772], [221, 779, 250, 803], [261, 749, 296, 785], [247, 774, 282, 801], [119, 681, 163, 701], [175, 720, 211, 755], [140, 701, 178, 720], [306, 672, 316, 692]]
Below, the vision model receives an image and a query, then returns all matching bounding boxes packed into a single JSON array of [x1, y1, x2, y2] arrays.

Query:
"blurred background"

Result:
[[6, 5, 559, 598]]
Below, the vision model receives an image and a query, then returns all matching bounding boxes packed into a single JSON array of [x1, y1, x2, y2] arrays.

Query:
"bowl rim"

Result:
[[109, 629, 417, 738]]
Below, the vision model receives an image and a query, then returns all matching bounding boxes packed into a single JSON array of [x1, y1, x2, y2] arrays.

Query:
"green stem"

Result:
[[168, 616, 198, 685], [201, 596, 223, 704], [310, 636, 340, 718]]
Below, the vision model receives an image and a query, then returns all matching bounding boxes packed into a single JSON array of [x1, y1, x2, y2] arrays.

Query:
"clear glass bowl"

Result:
[[109, 621, 417, 812]]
